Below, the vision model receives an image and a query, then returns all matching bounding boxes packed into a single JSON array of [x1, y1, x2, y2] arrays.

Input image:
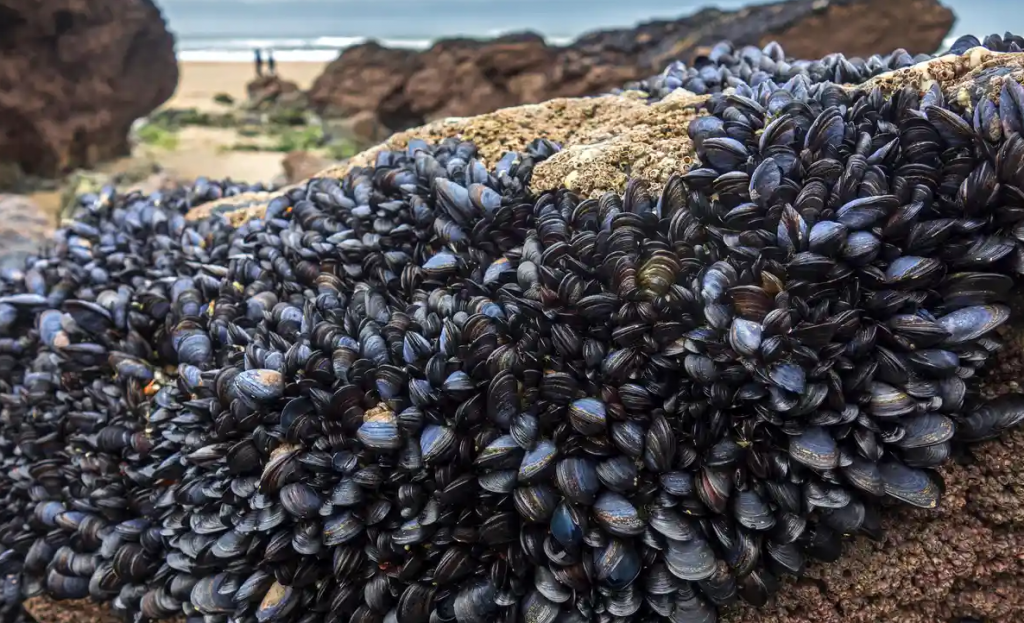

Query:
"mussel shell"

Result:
[[936, 304, 1010, 345], [788, 426, 839, 470], [420, 425, 456, 463], [895, 414, 955, 448], [568, 398, 607, 435], [879, 460, 941, 508], [190, 573, 236, 614], [256, 581, 298, 623], [958, 395, 1024, 441], [664, 538, 716, 581], [475, 435, 524, 470], [233, 369, 285, 403], [593, 491, 645, 536], [453, 579, 498, 623], [519, 439, 557, 483], [555, 457, 599, 505], [323, 512, 364, 545], [513, 485, 559, 523], [357, 405, 401, 451]]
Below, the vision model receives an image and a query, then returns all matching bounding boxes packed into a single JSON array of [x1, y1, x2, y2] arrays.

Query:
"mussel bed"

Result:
[[623, 32, 1024, 101], [1, 34, 1024, 623]]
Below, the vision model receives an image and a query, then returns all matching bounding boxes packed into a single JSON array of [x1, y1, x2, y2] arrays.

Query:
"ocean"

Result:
[[158, 0, 1024, 62]]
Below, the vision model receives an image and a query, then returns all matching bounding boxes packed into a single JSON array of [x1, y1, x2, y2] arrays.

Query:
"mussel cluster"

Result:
[[1, 37, 1024, 623], [622, 39, 928, 101], [945, 32, 1024, 55], [624, 32, 1024, 102]]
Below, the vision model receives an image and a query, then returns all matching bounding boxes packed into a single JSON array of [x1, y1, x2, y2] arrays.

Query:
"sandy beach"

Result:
[[168, 60, 329, 111], [147, 60, 333, 184]]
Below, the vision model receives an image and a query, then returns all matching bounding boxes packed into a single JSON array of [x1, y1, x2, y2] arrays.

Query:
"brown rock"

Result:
[[305, 42, 421, 127], [0, 0, 177, 177], [246, 75, 301, 108], [0, 193, 54, 269], [325, 110, 390, 146], [281, 150, 331, 185], [307, 0, 954, 135]]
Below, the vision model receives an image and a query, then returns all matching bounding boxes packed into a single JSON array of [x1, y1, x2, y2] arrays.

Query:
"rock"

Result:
[[281, 151, 332, 185], [307, 42, 421, 123], [0, 0, 177, 177], [307, 0, 953, 134], [25, 597, 156, 623], [325, 111, 390, 146], [0, 161, 25, 191], [862, 46, 1024, 104], [0, 194, 54, 270], [246, 75, 302, 109]]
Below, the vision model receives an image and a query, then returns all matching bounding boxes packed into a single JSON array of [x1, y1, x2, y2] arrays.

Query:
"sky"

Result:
[[155, 0, 1023, 46]]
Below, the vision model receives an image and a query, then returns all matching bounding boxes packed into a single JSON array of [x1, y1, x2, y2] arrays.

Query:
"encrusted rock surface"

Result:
[[307, 0, 953, 136], [0, 0, 178, 177]]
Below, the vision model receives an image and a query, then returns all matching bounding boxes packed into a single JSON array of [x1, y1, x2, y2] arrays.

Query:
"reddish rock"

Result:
[[0, 0, 178, 177], [307, 0, 954, 134]]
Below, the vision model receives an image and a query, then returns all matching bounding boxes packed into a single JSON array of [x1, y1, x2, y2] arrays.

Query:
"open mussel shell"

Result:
[[256, 581, 298, 623]]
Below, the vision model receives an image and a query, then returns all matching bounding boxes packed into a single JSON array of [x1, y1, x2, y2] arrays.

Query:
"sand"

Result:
[[168, 61, 328, 112], [143, 60, 334, 185]]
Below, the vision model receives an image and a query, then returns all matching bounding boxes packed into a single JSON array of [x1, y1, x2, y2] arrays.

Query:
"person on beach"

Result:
[[267, 50, 277, 77], [254, 49, 263, 77]]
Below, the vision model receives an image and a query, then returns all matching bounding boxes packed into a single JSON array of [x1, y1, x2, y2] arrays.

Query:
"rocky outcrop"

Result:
[[0, 0, 178, 177], [307, 0, 954, 135]]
